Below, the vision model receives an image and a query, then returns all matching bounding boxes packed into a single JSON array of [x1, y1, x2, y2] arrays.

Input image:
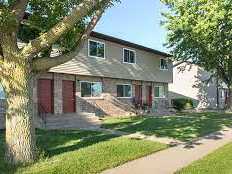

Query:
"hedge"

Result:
[[172, 98, 194, 111]]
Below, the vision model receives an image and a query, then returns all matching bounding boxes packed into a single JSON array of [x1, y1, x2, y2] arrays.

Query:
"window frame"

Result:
[[123, 48, 136, 64], [160, 58, 168, 70], [220, 89, 225, 99], [80, 81, 103, 99], [88, 39, 106, 59], [154, 86, 165, 98], [116, 84, 133, 98]]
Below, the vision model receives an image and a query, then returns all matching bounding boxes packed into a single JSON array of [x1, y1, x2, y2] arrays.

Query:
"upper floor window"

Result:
[[81, 81, 103, 98], [160, 58, 168, 70], [117, 84, 132, 98], [154, 86, 165, 98], [88, 40, 105, 59], [123, 48, 136, 64]]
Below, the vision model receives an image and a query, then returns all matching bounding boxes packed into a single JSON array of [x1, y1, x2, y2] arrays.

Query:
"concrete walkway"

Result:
[[102, 127, 232, 174]]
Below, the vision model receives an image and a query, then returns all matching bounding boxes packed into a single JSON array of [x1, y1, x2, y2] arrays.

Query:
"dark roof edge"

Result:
[[90, 31, 172, 57]]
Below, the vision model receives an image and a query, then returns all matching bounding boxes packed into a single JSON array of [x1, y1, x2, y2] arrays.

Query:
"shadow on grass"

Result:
[[0, 129, 118, 174], [102, 112, 232, 142], [36, 129, 118, 157]]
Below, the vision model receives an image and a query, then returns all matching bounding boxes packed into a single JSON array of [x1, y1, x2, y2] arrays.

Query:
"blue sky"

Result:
[[94, 0, 168, 52]]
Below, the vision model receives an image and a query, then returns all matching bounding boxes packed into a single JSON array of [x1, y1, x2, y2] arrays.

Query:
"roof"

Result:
[[90, 32, 171, 57]]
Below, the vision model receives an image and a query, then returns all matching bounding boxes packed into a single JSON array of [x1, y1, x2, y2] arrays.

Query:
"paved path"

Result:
[[102, 127, 232, 174]]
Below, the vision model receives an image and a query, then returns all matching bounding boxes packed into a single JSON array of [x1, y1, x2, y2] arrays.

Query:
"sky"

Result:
[[94, 0, 169, 52]]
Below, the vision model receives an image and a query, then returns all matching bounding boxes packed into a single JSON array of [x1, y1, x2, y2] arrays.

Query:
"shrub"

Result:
[[172, 98, 194, 111]]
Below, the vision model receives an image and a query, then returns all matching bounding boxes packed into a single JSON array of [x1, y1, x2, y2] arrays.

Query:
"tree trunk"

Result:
[[2, 60, 36, 164]]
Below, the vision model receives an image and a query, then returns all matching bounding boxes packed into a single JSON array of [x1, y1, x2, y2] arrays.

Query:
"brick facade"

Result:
[[32, 73, 169, 117]]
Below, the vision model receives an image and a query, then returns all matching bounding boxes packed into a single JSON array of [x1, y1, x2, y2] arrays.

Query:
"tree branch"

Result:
[[11, 0, 28, 22], [32, 8, 105, 72], [172, 58, 193, 67], [21, 0, 109, 59]]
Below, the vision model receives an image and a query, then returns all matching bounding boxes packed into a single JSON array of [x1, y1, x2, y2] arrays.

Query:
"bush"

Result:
[[172, 98, 194, 111]]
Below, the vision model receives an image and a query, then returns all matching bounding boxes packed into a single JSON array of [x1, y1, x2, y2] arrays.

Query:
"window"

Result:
[[117, 84, 132, 98], [88, 40, 105, 58], [220, 89, 225, 99], [123, 48, 136, 64], [160, 58, 168, 70], [81, 82, 103, 97], [154, 86, 165, 98]]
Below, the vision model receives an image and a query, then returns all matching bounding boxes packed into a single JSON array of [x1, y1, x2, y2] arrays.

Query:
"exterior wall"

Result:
[[0, 72, 170, 129], [34, 73, 169, 117], [169, 63, 227, 109], [50, 37, 173, 83]]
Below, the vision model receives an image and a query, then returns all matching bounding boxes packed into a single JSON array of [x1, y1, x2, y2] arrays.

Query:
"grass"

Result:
[[176, 142, 232, 174], [102, 112, 232, 142], [0, 129, 167, 174]]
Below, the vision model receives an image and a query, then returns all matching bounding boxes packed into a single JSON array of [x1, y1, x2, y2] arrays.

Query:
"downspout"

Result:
[[216, 70, 219, 109]]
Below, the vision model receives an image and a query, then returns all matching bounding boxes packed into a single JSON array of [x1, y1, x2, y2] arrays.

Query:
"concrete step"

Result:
[[41, 112, 101, 129], [45, 115, 100, 123], [95, 100, 135, 116]]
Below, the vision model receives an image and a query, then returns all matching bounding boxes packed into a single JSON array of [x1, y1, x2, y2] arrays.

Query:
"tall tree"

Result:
[[162, 0, 232, 109], [0, 0, 118, 165]]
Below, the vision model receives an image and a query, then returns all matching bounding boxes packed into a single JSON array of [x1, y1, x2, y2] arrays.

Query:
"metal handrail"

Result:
[[37, 103, 47, 126]]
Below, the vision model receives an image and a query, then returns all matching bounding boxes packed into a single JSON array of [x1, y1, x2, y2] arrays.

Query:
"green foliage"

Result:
[[162, 0, 232, 87], [172, 98, 194, 111], [0, 6, 17, 32]]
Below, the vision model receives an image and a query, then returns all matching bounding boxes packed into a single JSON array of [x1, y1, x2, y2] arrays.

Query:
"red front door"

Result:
[[146, 86, 152, 108], [62, 80, 76, 113], [38, 79, 54, 113], [135, 85, 142, 105]]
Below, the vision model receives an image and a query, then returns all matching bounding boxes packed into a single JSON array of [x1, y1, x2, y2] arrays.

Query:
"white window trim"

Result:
[[123, 48, 136, 64], [117, 84, 133, 98], [80, 81, 103, 98], [220, 89, 225, 99], [154, 86, 166, 98], [88, 39, 106, 59], [160, 58, 168, 70]]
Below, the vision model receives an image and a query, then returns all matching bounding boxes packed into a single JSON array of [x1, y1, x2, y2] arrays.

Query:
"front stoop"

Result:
[[38, 113, 102, 130]]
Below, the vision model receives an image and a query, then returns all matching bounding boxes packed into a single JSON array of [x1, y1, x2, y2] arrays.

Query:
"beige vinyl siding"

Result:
[[50, 36, 173, 83]]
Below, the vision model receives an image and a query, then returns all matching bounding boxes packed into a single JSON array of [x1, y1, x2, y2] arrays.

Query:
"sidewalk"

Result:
[[102, 127, 232, 174]]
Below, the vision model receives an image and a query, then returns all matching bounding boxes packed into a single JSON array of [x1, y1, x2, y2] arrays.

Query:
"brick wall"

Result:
[[34, 73, 170, 117]]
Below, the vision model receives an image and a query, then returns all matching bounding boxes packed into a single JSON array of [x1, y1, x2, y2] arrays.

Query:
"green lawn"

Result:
[[102, 112, 232, 142], [0, 129, 167, 174], [176, 142, 232, 174]]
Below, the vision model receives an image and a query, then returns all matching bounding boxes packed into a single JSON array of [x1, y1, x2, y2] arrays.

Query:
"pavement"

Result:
[[102, 127, 232, 174]]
